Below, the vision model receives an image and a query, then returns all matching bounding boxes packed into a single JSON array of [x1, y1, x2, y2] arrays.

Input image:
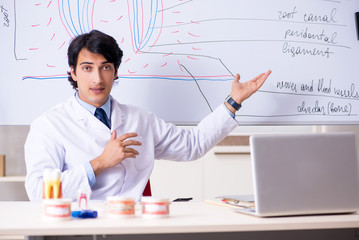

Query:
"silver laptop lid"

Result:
[[249, 133, 359, 217]]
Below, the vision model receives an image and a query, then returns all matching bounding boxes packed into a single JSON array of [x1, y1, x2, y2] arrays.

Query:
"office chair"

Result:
[[143, 180, 151, 196]]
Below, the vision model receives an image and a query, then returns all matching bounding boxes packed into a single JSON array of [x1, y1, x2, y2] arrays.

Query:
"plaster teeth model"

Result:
[[43, 169, 62, 199]]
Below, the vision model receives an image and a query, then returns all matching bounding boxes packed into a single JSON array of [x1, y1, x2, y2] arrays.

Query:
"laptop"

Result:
[[236, 132, 359, 217]]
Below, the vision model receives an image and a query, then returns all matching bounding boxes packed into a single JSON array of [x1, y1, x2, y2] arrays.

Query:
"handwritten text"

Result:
[[282, 42, 333, 58], [297, 100, 352, 115], [1, 5, 9, 27]]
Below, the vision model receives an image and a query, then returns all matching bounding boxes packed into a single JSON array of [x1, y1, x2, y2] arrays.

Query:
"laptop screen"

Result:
[[249, 133, 359, 217]]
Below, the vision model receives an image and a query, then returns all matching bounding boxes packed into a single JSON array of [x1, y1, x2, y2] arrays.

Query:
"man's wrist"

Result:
[[84, 161, 96, 186], [223, 103, 236, 118], [224, 102, 236, 114], [90, 157, 105, 177], [225, 95, 242, 113]]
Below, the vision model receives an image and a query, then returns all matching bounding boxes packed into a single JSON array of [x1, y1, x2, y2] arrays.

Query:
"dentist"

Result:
[[25, 30, 271, 201]]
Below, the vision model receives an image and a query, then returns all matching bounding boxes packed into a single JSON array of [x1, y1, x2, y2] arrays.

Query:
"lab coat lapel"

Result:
[[110, 96, 124, 129], [70, 97, 110, 130]]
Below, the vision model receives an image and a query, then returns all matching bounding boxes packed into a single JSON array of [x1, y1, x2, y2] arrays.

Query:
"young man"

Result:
[[25, 30, 271, 201]]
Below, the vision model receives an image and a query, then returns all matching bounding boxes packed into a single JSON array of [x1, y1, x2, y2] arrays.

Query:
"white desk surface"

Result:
[[0, 201, 359, 236]]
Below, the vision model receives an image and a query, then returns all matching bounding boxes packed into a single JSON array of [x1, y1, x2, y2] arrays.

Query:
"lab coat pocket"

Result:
[[131, 136, 151, 170]]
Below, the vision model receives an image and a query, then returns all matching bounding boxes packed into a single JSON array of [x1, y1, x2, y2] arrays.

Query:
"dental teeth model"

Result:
[[43, 169, 62, 199]]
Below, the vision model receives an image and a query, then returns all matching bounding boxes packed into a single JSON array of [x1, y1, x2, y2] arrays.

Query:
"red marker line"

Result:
[[188, 32, 200, 37], [46, 64, 56, 68], [91, 0, 96, 30], [57, 0, 72, 38], [47, 1, 52, 8], [177, 60, 183, 72], [31, 24, 40, 27], [161, 62, 167, 67], [47, 17, 52, 27], [163, 52, 172, 57], [58, 41, 65, 50], [187, 56, 199, 60]]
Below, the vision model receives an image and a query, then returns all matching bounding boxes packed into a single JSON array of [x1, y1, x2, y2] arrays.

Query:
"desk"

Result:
[[0, 201, 358, 240]]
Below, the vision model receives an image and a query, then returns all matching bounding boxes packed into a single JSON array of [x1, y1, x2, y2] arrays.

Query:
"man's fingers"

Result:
[[261, 70, 272, 80], [251, 70, 271, 88], [124, 153, 138, 159], [251, 73, 265, 82], [234, 73, 240, 83], [123, 147, 140, 155], [121, 139, 142, 147], [257, 70, 271, 85], [117, 132, 138, 141], [111, 130, 117, 140], [252, 70, 271, 82]]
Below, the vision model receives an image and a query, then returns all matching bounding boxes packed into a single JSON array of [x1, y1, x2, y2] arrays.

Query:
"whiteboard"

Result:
[[1, 0, 359, 125]]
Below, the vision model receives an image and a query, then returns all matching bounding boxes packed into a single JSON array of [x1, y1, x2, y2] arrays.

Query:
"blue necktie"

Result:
[[95, 108, 110, 129]]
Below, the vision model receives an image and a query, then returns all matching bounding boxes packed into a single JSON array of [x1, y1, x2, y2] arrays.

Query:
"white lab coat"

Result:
[[25, 95, 238, 201]]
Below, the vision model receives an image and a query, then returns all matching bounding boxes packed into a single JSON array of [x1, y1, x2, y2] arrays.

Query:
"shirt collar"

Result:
[[74, 91, 111, 119]]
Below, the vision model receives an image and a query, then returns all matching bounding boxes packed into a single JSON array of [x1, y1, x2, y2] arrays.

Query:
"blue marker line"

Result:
[[117, 76, 233, 82], [140, 0, 158, 51], [62, 0, 76, 37], [22, 76, 68, 80], [133, 0, 140, 50], [67, 0, 79, 36], [86, 0, 91, 32], [140, 0, 155, 50], [131, 0, 137, 49], [81, 0, 87, 32], [23, 76, 232, 82], [131, 0, 159, 51], [77, 0, 83, 34]]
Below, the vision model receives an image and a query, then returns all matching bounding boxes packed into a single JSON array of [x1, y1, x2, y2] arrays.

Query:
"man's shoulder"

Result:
[[111, 97, 151, 115], [31, 97, 76, 125]]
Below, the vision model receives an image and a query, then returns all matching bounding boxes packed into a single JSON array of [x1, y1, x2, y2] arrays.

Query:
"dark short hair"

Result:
[[67, 30, 123, 89]]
